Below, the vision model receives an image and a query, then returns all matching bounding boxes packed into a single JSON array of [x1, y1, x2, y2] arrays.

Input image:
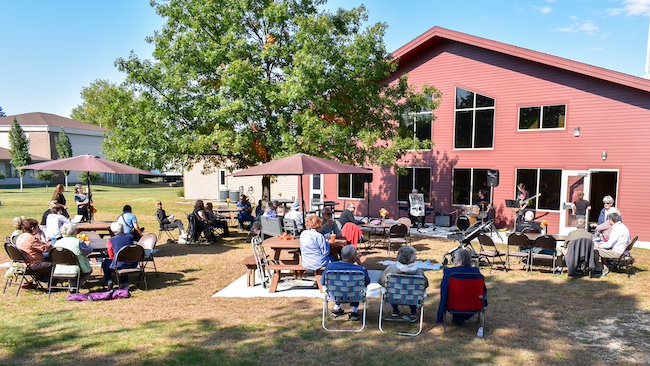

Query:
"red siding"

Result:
[[323, 40, 650, 240]]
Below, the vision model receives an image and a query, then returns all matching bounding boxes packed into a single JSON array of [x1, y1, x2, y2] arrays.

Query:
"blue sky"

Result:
[[1, 0, 650, 118]]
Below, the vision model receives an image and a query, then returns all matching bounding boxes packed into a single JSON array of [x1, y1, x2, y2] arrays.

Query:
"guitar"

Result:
[[513, 193, 542, 213]]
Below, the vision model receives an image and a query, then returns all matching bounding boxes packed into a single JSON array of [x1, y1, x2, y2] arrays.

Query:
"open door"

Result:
[[559, 170, 591, 235]]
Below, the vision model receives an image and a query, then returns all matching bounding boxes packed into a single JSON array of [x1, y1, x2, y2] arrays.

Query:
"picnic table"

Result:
[[261, 236, 345, 293]]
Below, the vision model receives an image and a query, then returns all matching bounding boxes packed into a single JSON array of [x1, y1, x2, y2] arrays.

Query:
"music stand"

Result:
[[505, 200, 520, 232]]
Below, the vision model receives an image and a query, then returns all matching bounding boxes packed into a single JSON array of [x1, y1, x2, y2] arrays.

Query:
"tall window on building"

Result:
[[516, 168, 562, 210], [518, 104, 566, 130], [338, 174, 365, 199], [399, 94, 433, 149], [219, 170, 226, 185], [452, 168, 489, 205], [397, 167, 431, 202], [454, 87, 495, 149]]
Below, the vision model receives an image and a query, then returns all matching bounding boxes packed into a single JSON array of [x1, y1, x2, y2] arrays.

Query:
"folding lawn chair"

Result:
[[378, 273, 427, 336]]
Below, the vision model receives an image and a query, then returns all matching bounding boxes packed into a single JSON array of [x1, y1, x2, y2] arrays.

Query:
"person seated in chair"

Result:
[[300, 216, 335, 270], [436, 249, 487, 325], [236, 195, 256, 230], [559, 217, 593, 256], [284, 201, 305, 231], [117, 205, 144, 242], [45, 204, 70, 241], [193, 200, 216, 243], [102, 221, 138, 290], [53, 223, 93, 288], [319, 207, 342, 239], [15, 218, 52, 284], [379, 246, 429, 321], [262, 201, 278, 218], [515, 210, 541, 232], [205, 202, 229, 237], [338, 203, 365, 228], [156, 200, 187, 243], [321, 245, 370, 322], [594, 212, 630, 276]]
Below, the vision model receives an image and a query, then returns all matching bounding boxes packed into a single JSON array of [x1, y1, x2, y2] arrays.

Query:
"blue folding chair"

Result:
[[322, 270, 367, 332], [379, 274, 427, 336]]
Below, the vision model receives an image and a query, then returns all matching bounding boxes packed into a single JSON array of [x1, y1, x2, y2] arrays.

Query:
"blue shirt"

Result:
[[299, 229, 330, 270], [320, 260, 371, 286], [118, 212, 138, 234]]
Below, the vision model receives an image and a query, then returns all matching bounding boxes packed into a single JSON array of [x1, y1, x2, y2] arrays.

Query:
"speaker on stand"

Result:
[[486, 169, 503, 241], [364, 173, 373, 220]]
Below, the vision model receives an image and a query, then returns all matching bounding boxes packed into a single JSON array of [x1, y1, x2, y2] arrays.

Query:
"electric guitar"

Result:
[[513, 193, 542, 213]]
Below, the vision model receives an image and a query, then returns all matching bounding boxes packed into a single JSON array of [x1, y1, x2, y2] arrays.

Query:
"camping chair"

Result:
[[322, 270, 368, 332], [442, 272, 486, 337], [506, 232, 532, 270], [251, 236, 271, 288], [47, 247, 83, 298], [608, 236, 638, 278], [156, 214, 176, 242], [137, 233, 159, 277], [3, 242, 46, 296], [477, 233, 506, 273], [186, 212, 213, 244], [114, 245, 147, 290], [387, 224, 409, 256], [530, 235, 558, 273], [378, 274, 427, 337]]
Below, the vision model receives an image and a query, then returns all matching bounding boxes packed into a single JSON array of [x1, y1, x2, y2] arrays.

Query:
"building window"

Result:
[[452, 168, 490, 205], [454, 87, 495, 149], [399, 94, 433, 149], [516, 168, 562, 210], [518, 105, 566, 130], [219, 170, 226, 185], [338, 174, 365, 199], [397, 167, 431, 202]]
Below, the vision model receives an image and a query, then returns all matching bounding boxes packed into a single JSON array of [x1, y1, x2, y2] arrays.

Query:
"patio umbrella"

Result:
[[231, 153, 372, 222], [19, 154, 151, 193]]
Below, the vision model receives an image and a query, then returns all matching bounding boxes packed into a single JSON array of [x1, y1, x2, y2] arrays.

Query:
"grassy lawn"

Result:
[[1, 184, 649, 365]]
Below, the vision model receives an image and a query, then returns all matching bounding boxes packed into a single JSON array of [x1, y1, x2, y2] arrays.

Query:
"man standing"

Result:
[[321, 245, 370, 321], [594, 212, 630, 275]]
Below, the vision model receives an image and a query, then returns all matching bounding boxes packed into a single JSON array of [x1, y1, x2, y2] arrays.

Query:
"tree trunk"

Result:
[[262, 176, 271, 201]]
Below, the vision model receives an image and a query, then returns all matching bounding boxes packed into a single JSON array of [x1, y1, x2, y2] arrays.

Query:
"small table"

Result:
[[521, 233, 567, 244], [311, 201, 340, 217], [360, 222, 393, 251], [77, 222, 113, 237], [273, 199, 294, 209]]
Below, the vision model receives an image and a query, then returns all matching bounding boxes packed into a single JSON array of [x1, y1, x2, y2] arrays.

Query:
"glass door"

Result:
[[559, 170, 591, 234]]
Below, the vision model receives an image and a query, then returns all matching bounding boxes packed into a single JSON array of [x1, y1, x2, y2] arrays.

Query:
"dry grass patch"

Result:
[[0, 185, 649, 365]]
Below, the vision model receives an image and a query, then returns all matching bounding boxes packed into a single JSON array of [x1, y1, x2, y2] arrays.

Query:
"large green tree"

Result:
[[55, 127, 73, 188], [104, 0, 438, 173], [8, 117, 31, 191]]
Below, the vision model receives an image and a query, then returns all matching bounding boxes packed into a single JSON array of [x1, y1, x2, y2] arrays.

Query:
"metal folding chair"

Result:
[[114, 245, 147, 290], [322, 270, 367, 332], [530, 235, 557, 273], [138, 233, 159, 277], [48, 247, 83, 298], [608, 236, 638, 278], [378, 274, 427, 336], [387, 224, 409, 256], [477, 233, 506, 273], [3, 242, 46, 296], [506, 232, 531, 270], [157, 214, 176, 242], [251, 236, 271, 288]]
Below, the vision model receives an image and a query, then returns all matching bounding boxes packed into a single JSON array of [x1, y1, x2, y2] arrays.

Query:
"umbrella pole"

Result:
[[300, 175, 306, 225]]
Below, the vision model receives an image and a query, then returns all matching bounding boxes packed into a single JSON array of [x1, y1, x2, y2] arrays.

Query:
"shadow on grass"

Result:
[[2, 275, 648, 365]]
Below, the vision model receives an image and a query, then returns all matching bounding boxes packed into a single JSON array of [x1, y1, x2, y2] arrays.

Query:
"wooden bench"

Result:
[[241, 255, 258, 287], [265, 262, 324, 293]]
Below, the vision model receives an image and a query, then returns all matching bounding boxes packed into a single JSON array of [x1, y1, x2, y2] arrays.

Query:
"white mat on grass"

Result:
[[213, 269, 383, 298]]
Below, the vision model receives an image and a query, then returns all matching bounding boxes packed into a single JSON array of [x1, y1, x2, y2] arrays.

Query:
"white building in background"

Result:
[[0, 112, 138, 186], [184, 159, 298, 204]]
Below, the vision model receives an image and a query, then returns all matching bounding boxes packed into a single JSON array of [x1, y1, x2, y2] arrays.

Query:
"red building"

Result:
[[313, 26, 650, 240]]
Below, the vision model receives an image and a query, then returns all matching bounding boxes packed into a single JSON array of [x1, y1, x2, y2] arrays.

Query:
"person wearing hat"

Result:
[[236, 195, 255, 230], [284, 200, 304, 231]]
